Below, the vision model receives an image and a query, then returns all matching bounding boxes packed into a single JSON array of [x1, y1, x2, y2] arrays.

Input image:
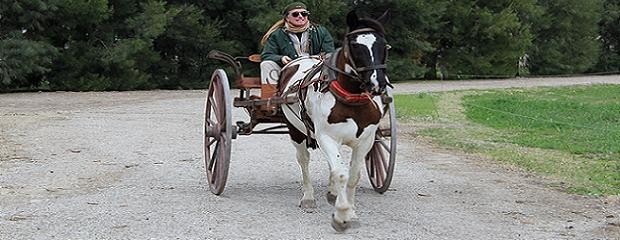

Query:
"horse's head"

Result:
[[343, 10, 390, 95]]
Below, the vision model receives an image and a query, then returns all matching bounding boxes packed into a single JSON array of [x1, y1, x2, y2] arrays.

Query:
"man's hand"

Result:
[[281, 56, 292, 65]]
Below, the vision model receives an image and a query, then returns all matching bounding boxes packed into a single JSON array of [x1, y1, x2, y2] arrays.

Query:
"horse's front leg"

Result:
[[293, 141, 316, 211], [346, 137, 375, 222], [317, 135, 353, 232], [345, 150, 364, 220]]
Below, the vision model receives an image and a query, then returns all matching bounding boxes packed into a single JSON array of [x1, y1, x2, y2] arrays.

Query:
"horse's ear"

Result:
[[346, 10, 359, 29], [377, 10, 390, 25]]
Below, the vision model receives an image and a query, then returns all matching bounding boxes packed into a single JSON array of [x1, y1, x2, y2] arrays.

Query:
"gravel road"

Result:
[[1, 75, 619, 239]]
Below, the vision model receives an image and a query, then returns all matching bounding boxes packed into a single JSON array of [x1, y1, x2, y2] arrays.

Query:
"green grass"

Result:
[[463, 85, 620, 155], [394, 93, 439, 120], [398, 84, 620, 196]]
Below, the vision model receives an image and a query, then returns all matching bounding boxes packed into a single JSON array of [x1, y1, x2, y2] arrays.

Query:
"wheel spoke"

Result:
[[376, 138, 391, 152], [369, 150, 376, 178], [208, 95, 216, 107], [210, 101, 221, 119], [205, 137, 217, 148], [374, 149, 385, 186], [379, 148, 389, 174], [208, 140, 220, 171], [206, 118, 218, 127], [210, 164, 218, 184]]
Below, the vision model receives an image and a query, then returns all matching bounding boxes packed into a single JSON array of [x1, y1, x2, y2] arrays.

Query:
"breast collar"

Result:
[[322, 48, 373, 105]]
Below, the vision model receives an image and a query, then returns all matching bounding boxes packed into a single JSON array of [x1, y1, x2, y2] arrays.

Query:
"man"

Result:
[[259, 2, 335, 89]]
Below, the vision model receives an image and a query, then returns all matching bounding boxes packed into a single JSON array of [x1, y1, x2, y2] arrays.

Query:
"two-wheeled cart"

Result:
[[204, 50, 397, 195]]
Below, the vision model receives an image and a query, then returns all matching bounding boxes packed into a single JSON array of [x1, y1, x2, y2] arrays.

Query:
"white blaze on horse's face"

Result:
[[355, 34, 379, 89]]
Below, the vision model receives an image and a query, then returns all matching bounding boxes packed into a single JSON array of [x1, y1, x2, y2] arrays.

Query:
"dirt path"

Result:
[[1, 76, 619, 239]]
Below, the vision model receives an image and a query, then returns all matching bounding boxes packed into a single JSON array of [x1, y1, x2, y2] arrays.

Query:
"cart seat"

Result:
[[235, 54, 262, 89], [237, 75, 261, 89]]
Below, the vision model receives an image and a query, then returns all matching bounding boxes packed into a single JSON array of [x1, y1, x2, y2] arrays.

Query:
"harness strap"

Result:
[[346, 27, 377, 36], [324, 61, 359, 81], [280, 61, 324, 149], [295, 84, 316, 148], [355, 64, 387, 72]]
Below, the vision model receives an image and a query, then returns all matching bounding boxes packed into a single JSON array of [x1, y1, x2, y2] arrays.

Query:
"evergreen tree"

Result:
[[529, 0, 603, 75], [595, 0, 620, 72], [347, 0, 446, 80], [0, 35, 57, 90], [1, 0, 617, 91], [42, 0, 181, 91], [348, 0, 536, 80], [433, 0, 534, 79], [153, 3, 233, 88], [0, 0, 58, 90]]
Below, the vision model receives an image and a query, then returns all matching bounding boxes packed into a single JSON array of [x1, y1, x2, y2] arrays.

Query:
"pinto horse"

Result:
[[279, 10, 391, 232]]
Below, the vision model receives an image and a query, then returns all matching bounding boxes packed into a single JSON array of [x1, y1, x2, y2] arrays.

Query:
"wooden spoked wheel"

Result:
[[365, 90, 397, 193], [204, 69, 233, 195]]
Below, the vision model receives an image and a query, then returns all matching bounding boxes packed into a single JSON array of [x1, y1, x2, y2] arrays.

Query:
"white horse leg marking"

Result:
[[346, 149, 363, 220], [316, 134, 353, 226], [318, 135, 343, 200], [346, 130, 376, 221], [293, 141, 316, 210]]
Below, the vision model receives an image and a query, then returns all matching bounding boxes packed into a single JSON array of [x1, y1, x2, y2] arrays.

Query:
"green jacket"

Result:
[[261, 24, 335, 67]]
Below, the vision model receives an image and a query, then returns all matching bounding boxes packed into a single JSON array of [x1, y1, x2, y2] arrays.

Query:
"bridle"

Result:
[[325, 27, 391, 92], [343, 28, 388, 73]]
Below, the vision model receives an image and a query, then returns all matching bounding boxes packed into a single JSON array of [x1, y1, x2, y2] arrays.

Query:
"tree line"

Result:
[[1, 0, 618, 92]]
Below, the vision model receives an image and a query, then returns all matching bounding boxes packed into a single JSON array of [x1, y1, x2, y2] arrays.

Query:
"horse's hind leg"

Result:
[[293, 141, 316, 211]]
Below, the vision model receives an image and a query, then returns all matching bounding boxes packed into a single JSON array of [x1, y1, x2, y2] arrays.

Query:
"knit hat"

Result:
[[283, 2, 307, 15]]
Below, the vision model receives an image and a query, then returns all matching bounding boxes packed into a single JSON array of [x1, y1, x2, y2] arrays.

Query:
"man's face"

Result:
[[286, 9, 309, 27]]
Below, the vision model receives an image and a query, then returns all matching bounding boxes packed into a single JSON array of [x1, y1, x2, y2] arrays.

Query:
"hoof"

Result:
[[331, 214, 351, 232], [326, 192, 337, 206], [300, 199, 317, 212]]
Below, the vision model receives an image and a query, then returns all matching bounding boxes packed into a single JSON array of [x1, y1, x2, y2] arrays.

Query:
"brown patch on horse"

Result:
[[285, 119, 306, 144], [285, 119, 317, 148], [278, 64, 300, 93], [327, 100, 381, 138]]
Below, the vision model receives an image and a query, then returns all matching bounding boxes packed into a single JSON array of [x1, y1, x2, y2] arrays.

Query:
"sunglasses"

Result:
[[289, 11, 309, 17]]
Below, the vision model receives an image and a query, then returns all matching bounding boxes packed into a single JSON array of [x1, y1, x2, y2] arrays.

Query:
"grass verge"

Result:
[[395, 84, 620, 196]]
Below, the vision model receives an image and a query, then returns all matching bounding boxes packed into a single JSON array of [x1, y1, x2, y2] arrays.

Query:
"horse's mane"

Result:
[[351, 18, 385, 37]]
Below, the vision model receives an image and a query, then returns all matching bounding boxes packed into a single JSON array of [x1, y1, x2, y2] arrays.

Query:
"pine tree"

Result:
[[595, 0, 620, 72], [432, 0, 535, 79], [0, 0, 57, 89], [529, 0, 603, 75]]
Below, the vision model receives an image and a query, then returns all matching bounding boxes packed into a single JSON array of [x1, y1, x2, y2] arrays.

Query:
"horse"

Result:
[[278, 10, 391, 232]]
